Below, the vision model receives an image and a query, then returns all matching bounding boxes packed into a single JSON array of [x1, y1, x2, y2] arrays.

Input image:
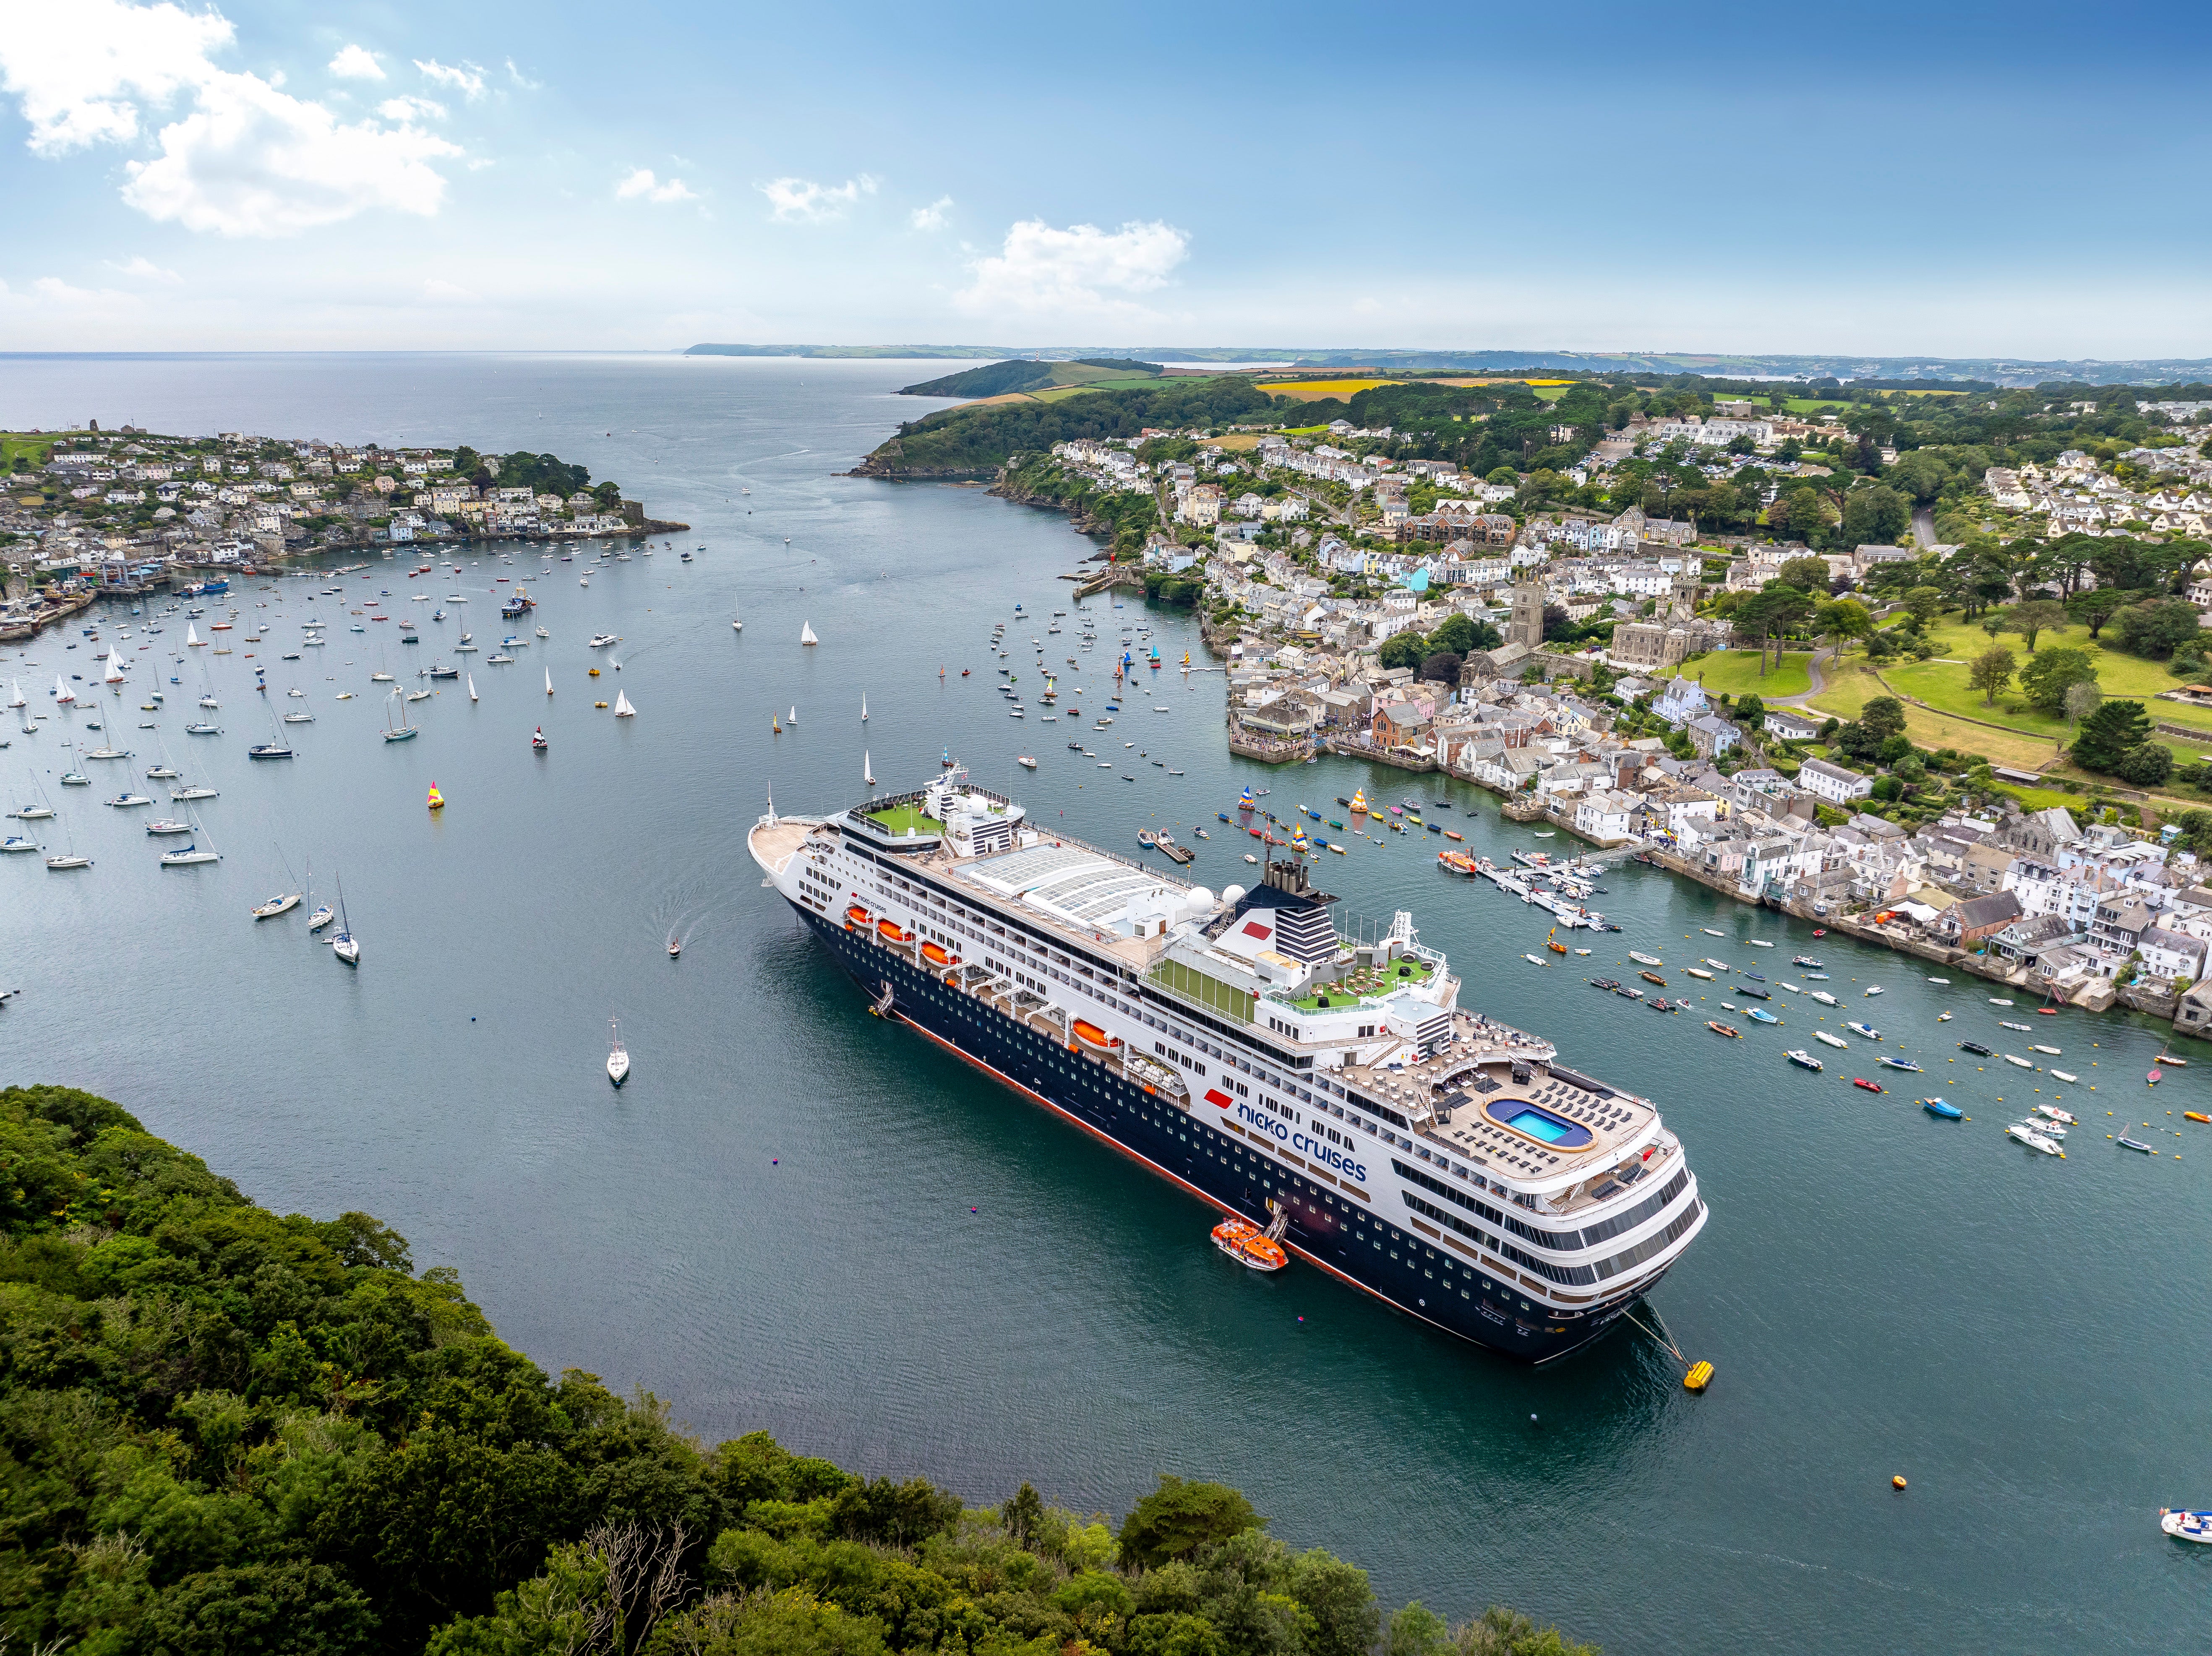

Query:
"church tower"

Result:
[[1508, 572, 1546, 650]]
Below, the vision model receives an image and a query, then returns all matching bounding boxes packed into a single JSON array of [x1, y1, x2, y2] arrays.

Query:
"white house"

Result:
[[1796, 756, 1873, 805]]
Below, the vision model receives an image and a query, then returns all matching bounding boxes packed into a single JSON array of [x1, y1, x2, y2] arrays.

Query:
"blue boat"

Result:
[[1879, 1056, 1925, 1072], [1746, 1007, 1780, 1024], [1218, 812, 1231, 823], [1740, 971, 1766, 982], [1922, 1098, 1963, 1120]]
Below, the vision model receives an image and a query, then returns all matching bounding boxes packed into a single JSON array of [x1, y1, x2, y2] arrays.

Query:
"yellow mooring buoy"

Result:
[[1893, 1475, 1909, 1491], [1683, 1361, 1714, 1392]]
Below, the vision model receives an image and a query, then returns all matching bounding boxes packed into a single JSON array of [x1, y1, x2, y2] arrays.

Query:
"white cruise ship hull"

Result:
[[751, 799, 1706, 1366]]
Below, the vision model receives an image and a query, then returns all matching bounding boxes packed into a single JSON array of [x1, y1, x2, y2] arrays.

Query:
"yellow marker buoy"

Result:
[[1684, 1361, 1714, 1392], [1893, 1475, 1908, 1490]]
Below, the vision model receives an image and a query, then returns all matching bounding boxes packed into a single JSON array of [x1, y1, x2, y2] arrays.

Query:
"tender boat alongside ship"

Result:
[[750, 769, 1708, 1364]]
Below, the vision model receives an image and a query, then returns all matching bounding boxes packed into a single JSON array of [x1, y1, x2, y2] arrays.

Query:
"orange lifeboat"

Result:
[[1210, 1216, 1289, 1272], [1072, 1019, 1119, 1052], [845, 904, 871, 927], [921, 940, 956, 967], [877, 918, 912, 943]]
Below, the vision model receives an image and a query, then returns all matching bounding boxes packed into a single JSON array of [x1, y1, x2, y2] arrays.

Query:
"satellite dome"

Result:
[[1219, 883, 1247, 908], [1184, 886, 1215, 913]]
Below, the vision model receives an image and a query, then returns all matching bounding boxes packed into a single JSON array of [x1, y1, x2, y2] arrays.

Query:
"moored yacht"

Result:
[[749, 768, 1707, 1364]]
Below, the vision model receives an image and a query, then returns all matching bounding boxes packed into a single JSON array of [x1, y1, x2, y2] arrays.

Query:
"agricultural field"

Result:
[[1253, 378, 1398, 400]]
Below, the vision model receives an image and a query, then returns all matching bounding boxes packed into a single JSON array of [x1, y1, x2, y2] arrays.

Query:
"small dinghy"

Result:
[[2003, 1054, 2035, 1068], [2036, 1104, 2076, 1125], [2050, 1068, 2079, 1083], [1746, 1007, 1780, 1025], [1815, 1031, 1848, 1049], [1851, 1077, 1886, 1094], [1922, 1098, 1963, 1120], [1926, 976, 1950, 984]]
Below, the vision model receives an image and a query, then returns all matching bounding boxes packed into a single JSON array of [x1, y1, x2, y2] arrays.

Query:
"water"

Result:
[[3, 355, 2208, 1654]]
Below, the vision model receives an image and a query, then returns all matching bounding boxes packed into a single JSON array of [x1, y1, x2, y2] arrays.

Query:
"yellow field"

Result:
[[1255, 379, 1397, 399]]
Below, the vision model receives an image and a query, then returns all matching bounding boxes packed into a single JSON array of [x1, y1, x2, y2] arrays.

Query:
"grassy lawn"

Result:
[[2, 430, 72, 472], [1851, 617, 2212, 748], [1671, 649, 1812, 697], [867, 804, 944, 837], [1804, 661, 2066, 770]]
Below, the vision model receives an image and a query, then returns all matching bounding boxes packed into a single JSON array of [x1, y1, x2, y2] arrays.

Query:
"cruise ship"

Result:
[[749, 769, 1707, 1363]]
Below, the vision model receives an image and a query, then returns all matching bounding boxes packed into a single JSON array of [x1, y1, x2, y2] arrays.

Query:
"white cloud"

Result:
[[123, 72, 461, 236], [0, 0, 233, 154], [955, 219, 1189, 319], [505, 58, 540, 91], [758, 172, 878, 222], [106, 255, 181, 283], [422, 277, 475, 300], [413, 58, 485, 100], [616, 167, 698, 204], [328, 44, 383, 81], [909, 195, 953, 232], [0, 2, 464, 237], [378, 95, 446, 122]]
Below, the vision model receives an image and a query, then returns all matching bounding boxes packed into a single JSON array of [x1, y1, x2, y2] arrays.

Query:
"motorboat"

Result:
[[2036, 1104, 2077, 1125], [1864, 985, 1884, 997], [1785, 1050, 1822, 1071], [2050, 1069, 2079, 1083], [2160, 1509, 2212, 1544], [1814, 1031, 1849, 1049], [588, 633, 620, 648], [2007, 1122, 2063, 1156], [1746, 1007, 1780, 1025], [1851, 1077, 1886, 1094], [2003, 1054, 2035, 1069], [1877, 1056, 1924, 1072], [1959, 1040, 1994, 1056], [1922, 1098, 1963, 1120], [1847, 1021, 1881, 1039]]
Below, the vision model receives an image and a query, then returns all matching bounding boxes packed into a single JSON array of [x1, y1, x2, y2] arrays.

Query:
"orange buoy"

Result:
[[1892, 1475, 1908, 1491]]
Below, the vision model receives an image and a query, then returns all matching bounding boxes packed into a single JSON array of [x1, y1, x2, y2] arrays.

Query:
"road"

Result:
[[1911, 505, 1937, 547]]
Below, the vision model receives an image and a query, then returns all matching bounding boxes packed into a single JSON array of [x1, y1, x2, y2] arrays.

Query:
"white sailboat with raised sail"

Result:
[[800, 621, 818, 646], [613, 690, 635, 717], [861, 693, 868, 723], [53, 674, 74, 706], [545, 667, 554, 697], [607, 1016, 630, 1086], [186, 622, 203, 647], [5, 680, 23, 709], [103, 649, 127, 685], [863, 750, 874, 786], [731, 601, 742, 633], [467, 673, 478, 702]]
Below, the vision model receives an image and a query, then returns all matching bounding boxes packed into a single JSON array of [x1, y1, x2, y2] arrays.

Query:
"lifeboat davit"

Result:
[[1072, 1019, 1119, 1052], [876, 918, 912, 943], [1210, 1216, 1289, 1272], [845, 904, 871, 927], [921, 940, 957, 967]]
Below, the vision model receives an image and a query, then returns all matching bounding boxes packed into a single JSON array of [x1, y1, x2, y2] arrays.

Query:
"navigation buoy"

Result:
[[1683, 1361, 1714, 1391], [1892, 1475, 1908, 1491]]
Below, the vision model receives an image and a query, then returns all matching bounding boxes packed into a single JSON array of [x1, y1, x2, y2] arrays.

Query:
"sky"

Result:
[[1, 0, 2209, 357]]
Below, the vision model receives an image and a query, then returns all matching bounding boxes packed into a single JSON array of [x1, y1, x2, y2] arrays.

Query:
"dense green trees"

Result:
[[869, 381, 1274, 474], [2017, 648, 2100, 715], [2071, 699, 2165, 781], [2107, 599, 2205, 660], [0, 1087, 1592, 1656], [1840, 484, 1910, 547]]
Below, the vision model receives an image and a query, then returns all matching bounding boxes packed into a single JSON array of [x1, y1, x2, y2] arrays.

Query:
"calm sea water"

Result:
[[3, 354, 2207, 1654]]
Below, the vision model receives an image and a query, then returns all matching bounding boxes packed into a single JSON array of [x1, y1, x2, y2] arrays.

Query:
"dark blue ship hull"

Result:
[[800, 907, 1656, 1364]]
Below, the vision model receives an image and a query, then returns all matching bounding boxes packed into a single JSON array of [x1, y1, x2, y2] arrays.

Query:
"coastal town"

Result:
[[0, 424, 677, 641], [998, 376, 2212, 1040]]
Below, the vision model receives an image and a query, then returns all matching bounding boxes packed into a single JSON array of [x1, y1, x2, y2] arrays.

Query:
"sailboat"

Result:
[[788, 705, 797, 726], [5, 680, 22, 709], [104, 649, 127, 684], [248, 703, 294, 760], [800, 621, 818, 646], [732, 602, 742, 633], [186, 622, 203, 647], [381, 689, 418, 742], [545, 667, 554, 696], [306, 859, 334, 932], [330, 875, 359, 964], [53, 674, 74, 706], [864, 750, 875, 786], [607, 1017, 630, 1087], [613, 691, 635, 718], [861, 693, 868, 723], [532, 726, 548, 751], [157, 807, 218, 866], [467, 674, 478, 703]]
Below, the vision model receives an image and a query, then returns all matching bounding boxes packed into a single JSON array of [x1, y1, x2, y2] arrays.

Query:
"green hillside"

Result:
[[900, 358, 1168, 398], [860, 378, 1273, 475]]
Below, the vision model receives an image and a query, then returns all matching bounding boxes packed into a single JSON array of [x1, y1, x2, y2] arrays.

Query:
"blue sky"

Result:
[[2, 0, 2209, 355]]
